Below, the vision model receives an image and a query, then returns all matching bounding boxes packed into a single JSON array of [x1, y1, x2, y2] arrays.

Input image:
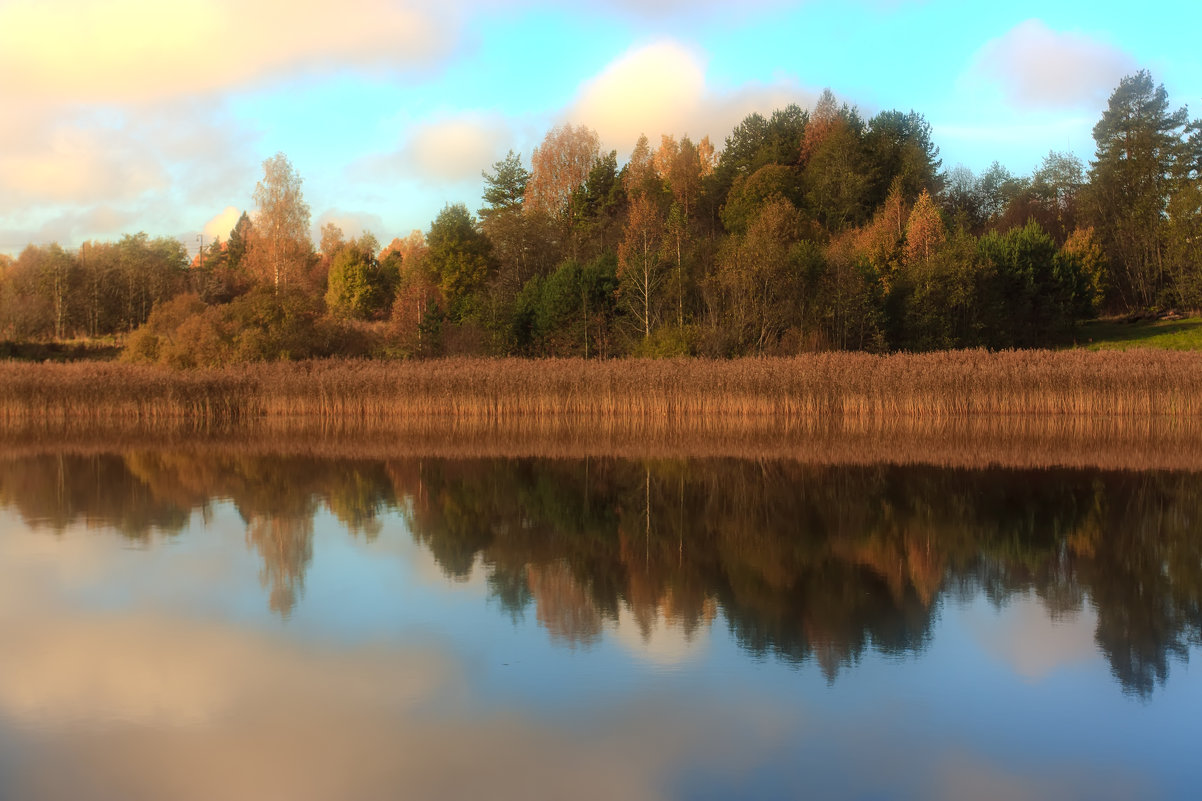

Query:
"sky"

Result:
[[2, 0, 1200, 258]]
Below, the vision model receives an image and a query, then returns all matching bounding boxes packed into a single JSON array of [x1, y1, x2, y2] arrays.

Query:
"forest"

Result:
[[0, 70, 1198, 364]]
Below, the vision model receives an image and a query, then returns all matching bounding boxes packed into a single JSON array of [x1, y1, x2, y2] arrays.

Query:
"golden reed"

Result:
[[4, 351, 1202, 471], [2, 350, 1201, 424]]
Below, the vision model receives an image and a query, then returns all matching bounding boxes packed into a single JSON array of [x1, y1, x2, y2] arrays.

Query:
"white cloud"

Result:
[[0, 103, 251, 214], [970, 20, 1136, 110], [313, 209, 388, 243], [570, 41, 707, 147], [0, 121, 166, 208], [202, 207, 242, 244], [0, 0, 458, 103], [0, 208, 145, 252], [353, 113, 514, 190], [588, 0, 793, 22], [0, 99, 257, 251], [406, 114, 514, 184], [0, 0, 813, 108], [567, 40, 816, 156]]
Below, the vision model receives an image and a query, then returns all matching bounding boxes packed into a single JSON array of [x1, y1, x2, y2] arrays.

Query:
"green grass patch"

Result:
[[1071, 317, 1202, 350]]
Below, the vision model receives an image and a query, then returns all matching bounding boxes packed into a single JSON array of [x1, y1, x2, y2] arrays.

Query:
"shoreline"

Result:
[[5, 414, 1202, 471]]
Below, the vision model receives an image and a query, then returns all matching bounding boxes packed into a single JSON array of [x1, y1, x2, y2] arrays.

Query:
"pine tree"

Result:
[[1087, 71, 1190, 309]]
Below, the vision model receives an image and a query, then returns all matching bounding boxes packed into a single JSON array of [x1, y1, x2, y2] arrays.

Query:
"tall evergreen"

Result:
[[1088, 70, 1190, 309]]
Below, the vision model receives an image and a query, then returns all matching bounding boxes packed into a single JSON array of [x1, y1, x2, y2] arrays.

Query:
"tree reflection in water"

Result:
[[1, 452, 1199, 695]]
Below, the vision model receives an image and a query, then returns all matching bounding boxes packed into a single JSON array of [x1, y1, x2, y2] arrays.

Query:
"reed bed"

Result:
[[2, 350, 1202, 426]]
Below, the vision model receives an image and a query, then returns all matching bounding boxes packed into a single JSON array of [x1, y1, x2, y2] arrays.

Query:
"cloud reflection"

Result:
[[968, 592, 1099, 681], [0, 599, 783, 800]]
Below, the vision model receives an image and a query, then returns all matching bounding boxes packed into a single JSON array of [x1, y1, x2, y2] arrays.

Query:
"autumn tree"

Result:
[[647, 135, 712, 329], [618, 194, 667, 340], [854, 177, 910, 283], [319, 222, 346, 261], [77, 240, 122, 337], [388, 231, 443, 356], [0, 235, 187, 341], [246, 152, 312, 290], [524, 124, 601, 218], [1061, 226, 1109, 316], [44, 244, 79, 339], [7, 245, 63, 339], [718, 195, 812, 352], [802, 90, 870, 231], [821, 232, 884, 351], [381, 230, 427, 267], [662, 202, 689, 328], [905, 189, 945, 264], [656, 134, 711, 220], [625, 134, 662, 201], [800, 89, 841, 163], [113, 233, 188, 331], [0, 254, 13, 337]]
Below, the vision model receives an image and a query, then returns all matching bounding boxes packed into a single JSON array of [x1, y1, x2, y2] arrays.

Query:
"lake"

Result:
[[1, 448, 1199, 800]]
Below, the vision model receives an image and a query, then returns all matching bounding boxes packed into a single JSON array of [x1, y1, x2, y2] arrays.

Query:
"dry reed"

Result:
[[2, 350, 1201, 427], [4, 351, 1202, 472]]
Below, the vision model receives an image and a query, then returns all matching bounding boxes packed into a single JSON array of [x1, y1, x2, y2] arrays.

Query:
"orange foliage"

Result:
[[524, 123, 601, 216], [801, 89, 842, 163], [904, 189, 945, 264]]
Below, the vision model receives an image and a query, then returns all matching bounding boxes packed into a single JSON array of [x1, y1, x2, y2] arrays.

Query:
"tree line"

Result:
[[1, 70, 1198, 363]]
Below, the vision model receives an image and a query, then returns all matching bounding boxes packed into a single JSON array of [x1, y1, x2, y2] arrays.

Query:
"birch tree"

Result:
[[247, 152, 312, 290], [618, 194, 666, 340]]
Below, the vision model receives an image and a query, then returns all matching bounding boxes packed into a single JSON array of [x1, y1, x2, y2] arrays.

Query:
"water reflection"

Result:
[[1, 453, 1199, 697]]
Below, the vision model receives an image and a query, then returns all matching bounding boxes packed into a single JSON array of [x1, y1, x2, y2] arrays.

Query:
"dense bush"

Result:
[[124, 288, 381, 367]]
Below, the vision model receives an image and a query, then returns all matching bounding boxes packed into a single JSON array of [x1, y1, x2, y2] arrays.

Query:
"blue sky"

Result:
[[1, 0, 1199, 257]]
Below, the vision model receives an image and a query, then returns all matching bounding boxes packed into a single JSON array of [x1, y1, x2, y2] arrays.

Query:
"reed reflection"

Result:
[[1, 452, 1199, 695]]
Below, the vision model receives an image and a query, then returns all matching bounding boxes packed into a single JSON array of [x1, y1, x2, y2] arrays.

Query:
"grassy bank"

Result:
[[2, 350, 1202, 425], [1074, 316, 1202, 350]]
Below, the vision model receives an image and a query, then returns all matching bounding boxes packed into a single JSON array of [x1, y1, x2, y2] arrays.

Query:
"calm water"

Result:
[[1, 452, 1200, 800]]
